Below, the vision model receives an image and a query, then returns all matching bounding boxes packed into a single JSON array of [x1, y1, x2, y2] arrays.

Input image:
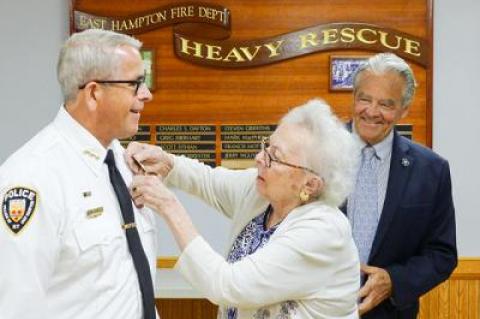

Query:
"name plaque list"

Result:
[[220, 124, 276, 168], [156, 125, 216, 167], [120, 124, 281, 168]]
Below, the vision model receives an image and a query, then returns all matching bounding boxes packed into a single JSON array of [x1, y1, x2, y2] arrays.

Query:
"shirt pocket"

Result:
[[73, 204, 126, 264]]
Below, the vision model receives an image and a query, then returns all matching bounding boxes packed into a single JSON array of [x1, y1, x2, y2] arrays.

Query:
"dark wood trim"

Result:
[[69, 0, 76, 35], [426, 0, 434, 147]]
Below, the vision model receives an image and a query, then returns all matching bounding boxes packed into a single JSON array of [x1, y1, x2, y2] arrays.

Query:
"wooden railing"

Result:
[[156, 257, 480, 319], [418, 258, 480, 319]]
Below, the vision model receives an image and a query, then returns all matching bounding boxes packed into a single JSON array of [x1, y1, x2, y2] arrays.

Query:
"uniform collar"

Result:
[[53, 106, 119, 175], [352, 124, 394, 162]]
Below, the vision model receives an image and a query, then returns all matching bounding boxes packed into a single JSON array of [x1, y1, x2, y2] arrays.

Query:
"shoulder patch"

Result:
[[2, 187, 38, 234]]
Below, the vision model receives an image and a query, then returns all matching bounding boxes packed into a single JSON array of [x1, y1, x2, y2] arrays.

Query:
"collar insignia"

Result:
[[83, 149, 100, 160]]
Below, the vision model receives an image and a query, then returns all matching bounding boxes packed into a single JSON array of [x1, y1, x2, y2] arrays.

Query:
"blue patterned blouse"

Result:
[[225, 206, 278, 319]]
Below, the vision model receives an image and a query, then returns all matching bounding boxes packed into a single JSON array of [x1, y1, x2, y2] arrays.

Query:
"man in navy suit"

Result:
[[345, 53, 457, 318]]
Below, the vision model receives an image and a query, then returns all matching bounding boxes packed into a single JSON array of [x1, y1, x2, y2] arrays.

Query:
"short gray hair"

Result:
[[57, 29, 142, 102], [353, 53, 417, 107], [280, 99, 358, 207]]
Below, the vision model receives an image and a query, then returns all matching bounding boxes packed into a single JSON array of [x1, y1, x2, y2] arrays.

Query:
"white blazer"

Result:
[[166, 156, 360, 319]]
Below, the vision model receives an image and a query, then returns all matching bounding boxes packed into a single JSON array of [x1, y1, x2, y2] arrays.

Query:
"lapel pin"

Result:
[[401, 158, 410, 167]]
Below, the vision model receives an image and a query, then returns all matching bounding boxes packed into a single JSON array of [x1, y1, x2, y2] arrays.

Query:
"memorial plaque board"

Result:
[[157, 125, 216, 133], [220, 125, 277, 132], [158, 143, 216, 152], [157, 134, 216, 142], [221, 152, 258, 160], [156, 124, 217, 166], [220, 124, 276, 169], [396, 124, 413, 140]]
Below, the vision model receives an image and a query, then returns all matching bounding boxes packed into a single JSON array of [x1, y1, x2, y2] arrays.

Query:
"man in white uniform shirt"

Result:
[[0, 29, 158, 319]]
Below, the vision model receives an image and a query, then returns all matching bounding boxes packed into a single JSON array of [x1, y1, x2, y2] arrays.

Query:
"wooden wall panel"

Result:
[[418, 259, 480, 319], [73, 0, 432, 146]]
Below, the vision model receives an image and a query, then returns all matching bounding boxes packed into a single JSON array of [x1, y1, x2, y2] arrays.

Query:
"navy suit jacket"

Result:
[[343, 129, 457, 319]]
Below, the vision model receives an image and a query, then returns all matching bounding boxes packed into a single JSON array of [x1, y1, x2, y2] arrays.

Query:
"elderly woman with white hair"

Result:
[[127, 99, 360, 319]]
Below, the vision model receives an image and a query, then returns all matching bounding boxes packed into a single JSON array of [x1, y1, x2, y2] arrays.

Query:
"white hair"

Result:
[[280, 99, 359, 207], [353, 52, 417, 107], [57, 29, 142, 102]]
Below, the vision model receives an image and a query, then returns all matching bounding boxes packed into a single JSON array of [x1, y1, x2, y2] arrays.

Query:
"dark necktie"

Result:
[[104, 149, 156, 319]]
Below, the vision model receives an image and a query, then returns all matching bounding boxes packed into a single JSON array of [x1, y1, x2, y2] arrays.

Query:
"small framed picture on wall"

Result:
[[329, 55, 369, 91], [140, 48, 156, 91]]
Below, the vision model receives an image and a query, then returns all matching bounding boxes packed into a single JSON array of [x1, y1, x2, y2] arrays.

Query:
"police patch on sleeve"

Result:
[[2, 187, 38, 234]]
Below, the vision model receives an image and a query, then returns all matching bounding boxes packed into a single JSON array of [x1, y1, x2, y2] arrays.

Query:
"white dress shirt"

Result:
[[0, 107, 158, 319]]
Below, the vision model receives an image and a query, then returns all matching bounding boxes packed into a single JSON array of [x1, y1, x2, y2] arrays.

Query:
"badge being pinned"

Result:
[[2, 187, 38, 234]]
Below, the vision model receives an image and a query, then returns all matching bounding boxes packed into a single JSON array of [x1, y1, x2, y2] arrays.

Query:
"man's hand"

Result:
[[358, 264, 393, 315]]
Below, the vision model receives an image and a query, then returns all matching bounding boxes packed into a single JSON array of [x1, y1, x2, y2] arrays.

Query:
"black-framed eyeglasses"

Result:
[[78, 72, 147, 95], [261, 136, 319, 175]]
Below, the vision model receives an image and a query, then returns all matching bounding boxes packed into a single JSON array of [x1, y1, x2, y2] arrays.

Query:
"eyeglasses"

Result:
[[260, 136, 319, 175], [78, 73, 147, 96]]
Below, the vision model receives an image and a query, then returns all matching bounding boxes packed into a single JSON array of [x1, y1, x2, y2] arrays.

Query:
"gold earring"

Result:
[[299, 190, 310, 203]]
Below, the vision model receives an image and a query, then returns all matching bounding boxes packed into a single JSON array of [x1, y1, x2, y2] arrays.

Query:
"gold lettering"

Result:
[[111, 20, 120, 31], [199, 6, 223, 21], [128, 19, 138, 30], [322, 29, 339, 44], [218, 10, 226, 22], [264, 40, 284, 57], [180, 6, 188, 17], [180, 37, 204, 58], [79, 15, 89, 28], [239, 46, 262, 61], [171, 7, 181, 18], [340, 28, 355, 43], [98, 19, 106, 29], [136, 16, 145, 28], [171, 6, 194, 18], [79, 16, 106, 29], [151, 13, 160, 24], [300, 33, 319, 49], [158, 11, 167, 21], [404, 39, 421, 57], [120, 20, 128, 31], [357, 29, 377, 44], [223, 48, 245, 62], [206, 45, 223, 60], [378, 31, 402, 49]]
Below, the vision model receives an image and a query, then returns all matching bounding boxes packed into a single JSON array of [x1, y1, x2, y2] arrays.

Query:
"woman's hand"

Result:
[[125, 142, 174, 177], [130, 175, 199, 250], [130, 175, 179, 217]]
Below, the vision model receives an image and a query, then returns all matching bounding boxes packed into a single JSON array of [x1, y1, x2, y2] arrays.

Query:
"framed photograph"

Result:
[[329, 55, 369, 91], [140, 48, 156, 91]]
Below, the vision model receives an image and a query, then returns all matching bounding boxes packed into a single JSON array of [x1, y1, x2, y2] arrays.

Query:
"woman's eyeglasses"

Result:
[[260, 137, 319, 175]]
